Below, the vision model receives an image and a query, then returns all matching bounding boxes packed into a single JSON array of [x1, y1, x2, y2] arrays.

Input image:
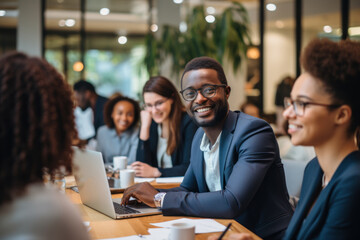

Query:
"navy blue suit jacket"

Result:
[[284, 151, 360, 240], [136, 113, 198, 177], [161, 111, 293, 239]]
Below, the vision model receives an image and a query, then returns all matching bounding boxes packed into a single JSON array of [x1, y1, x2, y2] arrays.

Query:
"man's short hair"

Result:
[[180, 57, 228, 88], [73, 80, 95, 93]]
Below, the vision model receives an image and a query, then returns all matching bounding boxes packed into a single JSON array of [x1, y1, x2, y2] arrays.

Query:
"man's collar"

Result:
[[200, 131, 222, 152]]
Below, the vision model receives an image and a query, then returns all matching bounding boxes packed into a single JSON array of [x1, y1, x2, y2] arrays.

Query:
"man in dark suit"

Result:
[[122, 57, 293, 239]]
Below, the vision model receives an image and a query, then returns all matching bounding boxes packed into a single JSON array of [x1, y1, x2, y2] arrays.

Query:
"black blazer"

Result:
[[136, 112, 198, 177]]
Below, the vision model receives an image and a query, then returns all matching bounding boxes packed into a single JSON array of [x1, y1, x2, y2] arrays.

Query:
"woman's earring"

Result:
[[354, 126, 359, 149]]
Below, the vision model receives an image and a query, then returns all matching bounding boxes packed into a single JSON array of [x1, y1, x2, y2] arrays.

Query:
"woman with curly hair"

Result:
[[131, 76, 198, 177], [209, 38, 360, 240], [0, 52, 90, 240], [96, 95, 140, 164]]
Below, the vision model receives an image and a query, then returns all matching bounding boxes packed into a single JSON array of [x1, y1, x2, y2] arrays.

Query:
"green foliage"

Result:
[[143, 33, 160, 76], [144, 1, 251, 78]]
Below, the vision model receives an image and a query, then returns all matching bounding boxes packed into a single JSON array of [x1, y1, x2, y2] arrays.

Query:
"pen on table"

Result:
[[218, 222, 232, 240]]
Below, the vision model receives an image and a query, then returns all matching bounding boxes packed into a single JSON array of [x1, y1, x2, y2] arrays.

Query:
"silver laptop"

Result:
[[72, 147, 161, 219]]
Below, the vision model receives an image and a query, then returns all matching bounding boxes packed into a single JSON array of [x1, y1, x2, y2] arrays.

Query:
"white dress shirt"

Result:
[[157, 125, 173, 168], [200, 132, 222, 192], [74, 107, 95, 140]]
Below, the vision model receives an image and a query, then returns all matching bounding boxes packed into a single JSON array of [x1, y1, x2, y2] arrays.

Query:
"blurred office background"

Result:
[[0, 0, 359, 115]]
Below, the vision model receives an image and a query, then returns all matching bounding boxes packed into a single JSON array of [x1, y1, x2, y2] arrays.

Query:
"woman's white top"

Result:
[[157, 124, 173, 168]]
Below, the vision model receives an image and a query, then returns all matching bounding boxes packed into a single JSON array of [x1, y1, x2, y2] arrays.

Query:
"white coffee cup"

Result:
[[113, 156, 128, 170], [169, 222, 195, 240], [120, 169, 135, 188]]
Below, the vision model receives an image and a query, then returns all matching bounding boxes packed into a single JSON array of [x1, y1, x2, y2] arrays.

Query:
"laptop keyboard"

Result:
[[113, 202, 141, 214]]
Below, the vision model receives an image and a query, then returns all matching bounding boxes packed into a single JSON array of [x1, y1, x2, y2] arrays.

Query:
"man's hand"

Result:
[[121, 182, 159, 207], [130, 161, 162, 178]]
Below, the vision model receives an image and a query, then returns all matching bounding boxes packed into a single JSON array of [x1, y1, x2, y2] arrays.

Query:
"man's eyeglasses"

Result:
[[180, 84, 227, 101], [284, 97, 341, 116], [144, 98, 169, 110]]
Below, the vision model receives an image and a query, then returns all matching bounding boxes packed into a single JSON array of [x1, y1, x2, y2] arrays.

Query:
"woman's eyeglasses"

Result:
[[284, 97, 341, 116], [143, 98, 169, 110]]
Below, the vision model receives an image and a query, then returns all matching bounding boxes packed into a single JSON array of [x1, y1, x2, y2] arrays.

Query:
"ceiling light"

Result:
[[150, 24, 158, 32], [173, 0, 183, 4], [266, 3, 276, 11], [100, 8, 110, 16], [207, 7, 215, 15], [73, 61, 84, 72], [65, 19, 76, 27], [0, 10, 6, 16], [323, 25, 332, 33], [247, 47, 260, 59], [118, 36, 127, 45], [179, 21, 187, 33], [205, 15, 215, 23]]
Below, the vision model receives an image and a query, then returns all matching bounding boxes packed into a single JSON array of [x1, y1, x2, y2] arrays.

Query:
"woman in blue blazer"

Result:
[[131, 76, 198, 177], [209, 39, 360, 240]]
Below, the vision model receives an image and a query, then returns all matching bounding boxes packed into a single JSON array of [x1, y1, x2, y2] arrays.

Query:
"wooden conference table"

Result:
[[66, 178, 262, 240]]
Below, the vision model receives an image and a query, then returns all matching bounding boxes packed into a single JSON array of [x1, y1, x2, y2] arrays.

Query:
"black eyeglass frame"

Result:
[[284, 97, 341, 116], [179, 84, 227, 101]]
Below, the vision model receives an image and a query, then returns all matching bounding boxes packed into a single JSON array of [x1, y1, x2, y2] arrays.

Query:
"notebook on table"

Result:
[[72, 147, 161, 219]]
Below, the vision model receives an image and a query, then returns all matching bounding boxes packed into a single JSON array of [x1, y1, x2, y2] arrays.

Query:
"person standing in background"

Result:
[[239, 101, 260, 118], [274, 76, 295, 135], [73, 79, 108, 139]]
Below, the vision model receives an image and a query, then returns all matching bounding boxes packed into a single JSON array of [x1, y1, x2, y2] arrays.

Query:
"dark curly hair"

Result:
[[103, 95, 140, 130], [0, 52, 77, 205], [143, 76, 185, 155], [301, 38, 360, 146], [180, 56, 228, 89]]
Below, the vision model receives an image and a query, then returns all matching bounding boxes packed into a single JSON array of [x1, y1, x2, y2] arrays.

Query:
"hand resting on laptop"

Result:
[[121, 182, 159, 207]]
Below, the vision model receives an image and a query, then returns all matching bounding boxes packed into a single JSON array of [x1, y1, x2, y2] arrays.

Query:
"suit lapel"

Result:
[[219, 111, 238, 188], [290, 162, 322, 239], [193, 129, 209, 192]]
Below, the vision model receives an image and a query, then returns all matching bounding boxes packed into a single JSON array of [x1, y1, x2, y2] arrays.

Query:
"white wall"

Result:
[[223, 57, 247, 111], [264, 29, 296, 114], [17, 0, 42, 57]]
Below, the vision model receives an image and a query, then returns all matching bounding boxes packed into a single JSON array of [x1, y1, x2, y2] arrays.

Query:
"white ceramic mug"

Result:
[[113, 156, 128, 170], [169, 222, 195, 240], [120, 169, 135, 188]]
